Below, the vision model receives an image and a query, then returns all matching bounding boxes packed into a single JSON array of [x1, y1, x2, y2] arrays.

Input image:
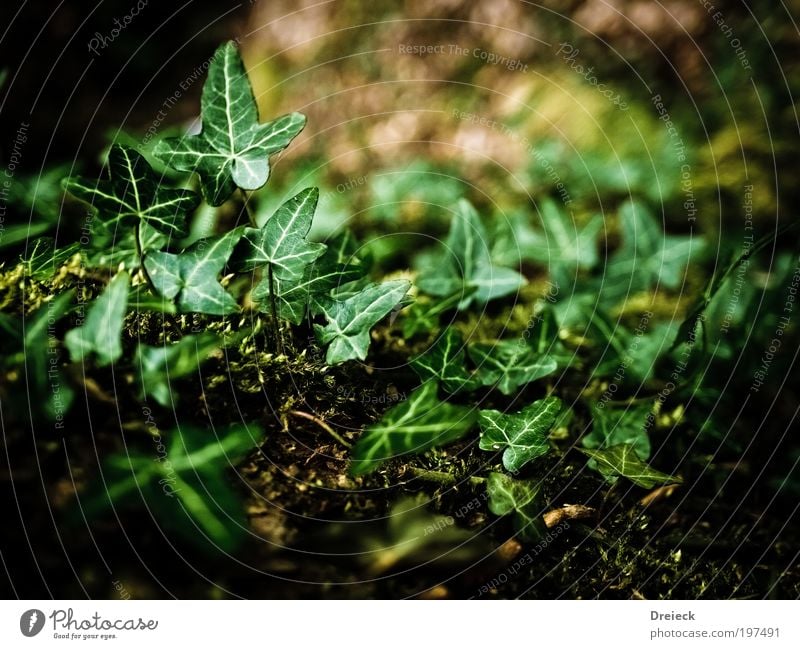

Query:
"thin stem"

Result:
[[288, 410, 352, 449], [135, 221, 157, 293], [267, 263, 283, 354], [240, 189, 257, 227], [406, 467, 486, 487]]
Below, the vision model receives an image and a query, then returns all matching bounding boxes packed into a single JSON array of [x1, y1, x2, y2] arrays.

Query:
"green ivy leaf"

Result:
[[469, 339, 558, 395], [603, 200, 703, 299], [134, 333, 221, 406], [83, 422, 257, 552], [21, 238, 80, 279], [153, 41, 306, 206], [65, 272, 129, 366], [579, 444, 681, 488], [417, 199, 526, 309], [260, 256, 366, 324], [232, 187, 326, 279], [402, 289, 471, 338], [144, 228, 243, 315], [314, 280, 411, 364], [410, 327, 478, 393], [350, 382, 477, 475], [522, 198, 602, 279], [479, 397, 563, 472], [63, 144, 199, 238], [486, 472, 546, 541], [583, 404, 652, 461]]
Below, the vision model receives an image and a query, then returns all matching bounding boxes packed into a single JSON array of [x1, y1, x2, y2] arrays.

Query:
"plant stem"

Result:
[[240, 189, 257, 227], [135, 221, 157, 293], [406, 467, 486, 487], [267, 263, 283, 354], [288, 410, 352, 449]]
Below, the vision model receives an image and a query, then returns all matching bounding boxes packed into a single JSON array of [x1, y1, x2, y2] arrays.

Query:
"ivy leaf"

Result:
[[232, 187, 326, 279], [259, 254, 366, 324], [603, 200, 703, 299], [350, 382, 477, 475], [486, 472, 546, 541], [21, 238, 80, 279], [402, 289, 472, 338], [527, 199, 601, 274], [469, 340, 558, 395], [314, 280, 411, 364], [134, 333, 221, 406], [417, 199, 526, 309], [65, 272, 130, 366], [579, 444, 681, 488], [82, 422, 257, 552], [63, 144, 199, 238], [410, 327, 478, 393], [479, 397, 563, 472], [583, 404, 652, 461], [153, 41, 306, 206], [144, 228, 243, 315]]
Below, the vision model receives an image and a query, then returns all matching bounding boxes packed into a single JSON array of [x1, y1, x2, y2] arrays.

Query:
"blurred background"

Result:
[[1, 0, 799, 599]]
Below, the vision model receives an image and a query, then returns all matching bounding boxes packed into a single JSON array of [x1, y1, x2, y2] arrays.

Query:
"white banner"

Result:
[[0, 600, 796, 647]]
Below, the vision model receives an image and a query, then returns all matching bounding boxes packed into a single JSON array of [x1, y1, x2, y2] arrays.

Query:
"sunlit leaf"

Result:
[[469, 339, 558, 396], [144, 228, 243, 315], [314, 280, 411, 364], [153, 41, 305, 205], [479, 397, 563, 472], [63, 144, 199, 238]]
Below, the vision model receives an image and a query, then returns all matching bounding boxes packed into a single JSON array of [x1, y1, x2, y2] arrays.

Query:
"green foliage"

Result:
[[579, 444, 681, 489], [314, 280, 411, 364], [258, 230, 367, 323], [63, 144, 200, 239], [21, 238, 80, 279], [144, 229, 243, 315], [134, 334, 221, 407], [153, 41, 305, 205], [486, 472, 546, 541], [468, 339, 558, 396], [583, 403, 651, 461], [83, 422, 257, 552], [402, 290, 467, 338], [232, 187, 325, 280], [479, 397, 563, 472], [410, 327, 477, 393], [602, 199, 703, 299], [65, 272, 130, 366], [350, 382, 477, 475], [417, 199, 526, 309]]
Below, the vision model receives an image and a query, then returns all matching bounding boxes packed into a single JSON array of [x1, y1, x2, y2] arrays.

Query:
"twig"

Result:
[[406, 467, 486, 487], [288, 410, 352, 449]]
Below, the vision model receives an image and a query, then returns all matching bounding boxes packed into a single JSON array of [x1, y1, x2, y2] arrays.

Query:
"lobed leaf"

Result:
[[63, 144, 199, 238], [579, 444, 681, 488], [153, 41, 306, 205], [350, 381, 477, 475], [486, 472, 546, 541], [479, 397, 563, 472], [314, 280, 411, 364]]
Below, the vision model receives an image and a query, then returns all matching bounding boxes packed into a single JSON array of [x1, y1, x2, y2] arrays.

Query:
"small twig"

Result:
[[406, 467, 486, 487], [288, 410, 352, 449]]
